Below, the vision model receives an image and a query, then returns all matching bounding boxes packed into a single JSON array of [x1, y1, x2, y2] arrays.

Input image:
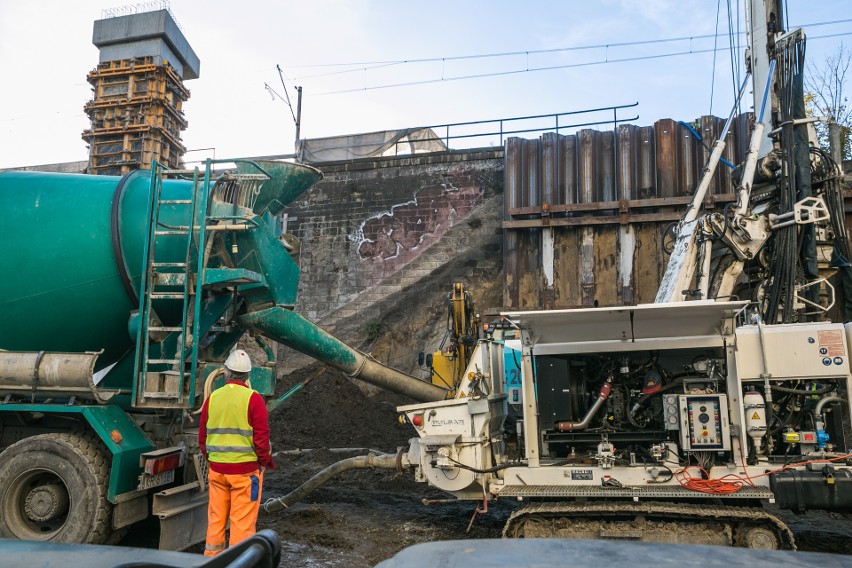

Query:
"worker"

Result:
[[199, 349, 275, 557]]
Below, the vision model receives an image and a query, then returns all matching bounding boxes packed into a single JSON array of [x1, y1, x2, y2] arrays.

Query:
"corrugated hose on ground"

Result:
[[262, 451, 404, 513]]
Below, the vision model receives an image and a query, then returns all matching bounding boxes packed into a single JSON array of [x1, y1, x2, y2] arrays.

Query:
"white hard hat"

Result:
[[224, 349, 252, 373]]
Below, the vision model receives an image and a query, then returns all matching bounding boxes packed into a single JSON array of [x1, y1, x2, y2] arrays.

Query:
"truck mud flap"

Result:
[[113, 489, 149, 530], [152, 481, 208, 551]]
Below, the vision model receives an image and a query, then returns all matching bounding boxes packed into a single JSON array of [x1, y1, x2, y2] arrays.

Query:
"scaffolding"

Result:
[[82, 56, 190, 176]]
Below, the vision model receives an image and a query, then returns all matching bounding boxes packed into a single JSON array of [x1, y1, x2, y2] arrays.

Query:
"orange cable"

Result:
[[675, 466, 744, 495]]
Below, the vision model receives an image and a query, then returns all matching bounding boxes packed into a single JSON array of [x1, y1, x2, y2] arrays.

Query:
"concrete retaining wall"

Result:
[[285, 149, 504, 333]]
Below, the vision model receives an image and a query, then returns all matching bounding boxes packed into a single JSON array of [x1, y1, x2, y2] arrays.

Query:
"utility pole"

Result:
[[274, 64, 303, 154], [295, 86, 303, 147]]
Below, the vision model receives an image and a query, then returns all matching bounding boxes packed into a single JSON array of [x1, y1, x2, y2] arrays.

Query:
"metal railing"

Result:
[[101, 0, 183, 30], [415, 102, 640, 152], [182, 103, 642, 165]]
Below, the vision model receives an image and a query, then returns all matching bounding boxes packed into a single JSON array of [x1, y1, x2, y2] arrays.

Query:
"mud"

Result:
[[259, 364, 486, 566], [252, 354, 504, 567]]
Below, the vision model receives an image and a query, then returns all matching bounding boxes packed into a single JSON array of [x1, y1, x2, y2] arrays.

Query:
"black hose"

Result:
[[447, 456, 521, 474], [770, 383, 836, 395], [662, 222, 678, 255], [631, 374, 698, 411]]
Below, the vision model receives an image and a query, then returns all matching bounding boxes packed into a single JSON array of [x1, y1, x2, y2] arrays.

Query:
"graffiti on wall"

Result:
[[349, 173, 482, 268]]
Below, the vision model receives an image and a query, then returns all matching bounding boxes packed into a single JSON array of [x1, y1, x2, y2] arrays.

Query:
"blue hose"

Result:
[[677, 121, 735, 170]]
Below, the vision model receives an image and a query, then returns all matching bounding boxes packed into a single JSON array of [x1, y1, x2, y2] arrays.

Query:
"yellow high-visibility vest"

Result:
[[206, 384, 257, 464]]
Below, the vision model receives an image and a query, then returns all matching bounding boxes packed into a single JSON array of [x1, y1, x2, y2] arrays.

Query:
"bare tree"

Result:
[[806, 43, 851, 160]]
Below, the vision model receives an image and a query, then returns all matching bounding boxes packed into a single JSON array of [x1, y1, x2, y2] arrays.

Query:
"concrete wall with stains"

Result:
[[284, 150, 504, 330]]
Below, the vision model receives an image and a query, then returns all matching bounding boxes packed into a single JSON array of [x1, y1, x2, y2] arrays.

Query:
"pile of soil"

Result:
[[256, 259, 511, 567], [267, 364, 412, 452]]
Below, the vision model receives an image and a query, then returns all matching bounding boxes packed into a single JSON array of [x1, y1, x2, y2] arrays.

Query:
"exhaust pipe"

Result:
[[556, 375, 613, 432]]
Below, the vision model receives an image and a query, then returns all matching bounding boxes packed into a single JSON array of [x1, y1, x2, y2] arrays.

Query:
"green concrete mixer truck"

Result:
[[0, 159, 446, 549]]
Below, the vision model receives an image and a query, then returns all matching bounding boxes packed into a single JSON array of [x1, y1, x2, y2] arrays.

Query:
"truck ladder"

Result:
[[133, 163, 209, 408], [132, 161, 271, 409]]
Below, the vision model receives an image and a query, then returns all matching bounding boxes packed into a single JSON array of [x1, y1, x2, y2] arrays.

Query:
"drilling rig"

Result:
[[264, 1, 852, 549]]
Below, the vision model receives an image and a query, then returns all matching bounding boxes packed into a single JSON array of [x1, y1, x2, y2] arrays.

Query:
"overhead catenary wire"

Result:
[[286, 17, 852, 76], [312, 48, 724, 95], [278, 16, 852, 95], [305, 31, 852, 96], [710, 0, 723, 117], [727, 0, 738, 112]]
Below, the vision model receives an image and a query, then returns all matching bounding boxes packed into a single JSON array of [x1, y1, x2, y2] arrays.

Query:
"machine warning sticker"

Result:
[[835, 357, 844, 366], [570, 469, 593, 481], [818, 330, 845, 357]]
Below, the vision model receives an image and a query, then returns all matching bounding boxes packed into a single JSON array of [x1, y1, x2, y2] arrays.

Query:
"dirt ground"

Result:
[[259, 365, 514, 567], [254, 366, 852, 567]]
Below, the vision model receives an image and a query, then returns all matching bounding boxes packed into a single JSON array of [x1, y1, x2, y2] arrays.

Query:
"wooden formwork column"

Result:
[[82, 57, 190, 175]]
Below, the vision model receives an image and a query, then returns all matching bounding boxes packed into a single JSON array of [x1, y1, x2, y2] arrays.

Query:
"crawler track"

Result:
[[503, 501, 796, 549]]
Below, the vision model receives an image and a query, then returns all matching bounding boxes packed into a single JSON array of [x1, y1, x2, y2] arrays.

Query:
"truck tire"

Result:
[[0, 433, 111, 544]]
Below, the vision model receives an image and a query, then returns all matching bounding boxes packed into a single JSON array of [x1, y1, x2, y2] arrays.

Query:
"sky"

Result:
[[0, 0, 849, 169]]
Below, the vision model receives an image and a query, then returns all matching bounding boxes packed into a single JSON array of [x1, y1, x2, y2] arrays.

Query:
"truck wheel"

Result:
[[0, 433, 111, 544]]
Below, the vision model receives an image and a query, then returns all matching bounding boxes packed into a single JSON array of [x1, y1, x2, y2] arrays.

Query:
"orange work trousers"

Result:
[[204, 468, 263, 557]]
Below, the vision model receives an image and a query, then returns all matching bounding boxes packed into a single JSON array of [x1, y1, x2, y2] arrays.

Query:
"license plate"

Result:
[[138, 469, 175, 491]]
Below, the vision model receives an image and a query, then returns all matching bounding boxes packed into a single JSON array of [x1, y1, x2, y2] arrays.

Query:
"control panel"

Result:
[[678, 394, 731, 451]]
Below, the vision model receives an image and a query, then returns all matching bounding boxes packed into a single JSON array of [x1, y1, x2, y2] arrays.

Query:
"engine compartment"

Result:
[[530, 347, 849, 471]]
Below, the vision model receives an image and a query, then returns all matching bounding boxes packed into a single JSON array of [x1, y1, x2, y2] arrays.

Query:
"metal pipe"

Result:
[[295, 86, 303, 146], [816, 395, 847, 417], [555, 375, 613, 432], [262, 452, 402, 513], [683, 74, 751, 224], [238, 307, 447, 403], [736, 60, 776, 215], [829, 120, 843, 165], [697, 232, 713, 299], [757, 322, 775, 451]]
